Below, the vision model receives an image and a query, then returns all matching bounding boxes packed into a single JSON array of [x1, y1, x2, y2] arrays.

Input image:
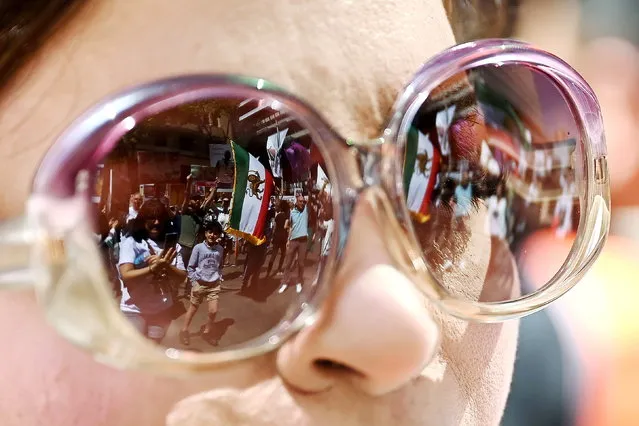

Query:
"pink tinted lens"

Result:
[[93, 96, 332, 352], [403, 64, 582, 302]]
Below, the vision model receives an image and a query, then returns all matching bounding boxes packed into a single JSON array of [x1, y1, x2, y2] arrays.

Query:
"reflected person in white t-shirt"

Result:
[[487, 183, 508, 240], [454, 172, 474, 219], [119, 199, 187, 343]]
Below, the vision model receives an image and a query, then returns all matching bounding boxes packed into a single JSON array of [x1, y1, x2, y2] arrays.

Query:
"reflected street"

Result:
[[159, 248, 321, 351]]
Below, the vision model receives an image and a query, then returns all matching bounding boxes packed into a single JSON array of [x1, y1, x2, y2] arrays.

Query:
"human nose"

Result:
[[276, 192, 440, 396]]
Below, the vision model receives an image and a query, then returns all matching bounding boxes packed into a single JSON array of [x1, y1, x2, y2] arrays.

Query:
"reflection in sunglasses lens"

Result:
[[93, 97, 333, 352], [404, 64, 582, 302]]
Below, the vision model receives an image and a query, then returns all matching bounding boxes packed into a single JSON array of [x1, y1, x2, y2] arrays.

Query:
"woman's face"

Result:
[[0, 1, 518, 425], [145, 217, 164, 240]]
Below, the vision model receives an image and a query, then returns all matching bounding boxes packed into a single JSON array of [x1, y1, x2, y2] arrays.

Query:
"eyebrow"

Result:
[[425, 73, 476, 114]]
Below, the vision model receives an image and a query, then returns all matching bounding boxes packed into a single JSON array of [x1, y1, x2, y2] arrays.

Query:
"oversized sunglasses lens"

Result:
[[93, 95, 332, 352], [404, 64, 582, 302]]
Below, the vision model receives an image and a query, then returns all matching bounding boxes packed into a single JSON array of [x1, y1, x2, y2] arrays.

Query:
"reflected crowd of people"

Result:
[[401, 65, 583, 303], [405, 69, 581, 259], [95, 150, 333, 351]]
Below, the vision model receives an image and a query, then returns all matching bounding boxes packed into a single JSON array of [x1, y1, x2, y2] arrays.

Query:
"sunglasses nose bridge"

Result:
[[349, 138, 387, 188], [344, 139, 420, 266]]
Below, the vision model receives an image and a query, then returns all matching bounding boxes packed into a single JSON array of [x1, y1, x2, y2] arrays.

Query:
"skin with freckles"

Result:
[[0, 1, 518, 425]]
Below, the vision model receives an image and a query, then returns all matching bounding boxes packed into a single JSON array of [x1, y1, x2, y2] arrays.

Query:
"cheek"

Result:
[[438, 317, 519, 424], [0, 292, 157, 424], [0, 291, 273, 425], [431, 207, 498, 301]]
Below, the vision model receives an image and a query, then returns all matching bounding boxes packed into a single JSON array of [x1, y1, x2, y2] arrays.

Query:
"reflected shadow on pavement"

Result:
[[203, 317, 236, 344], [239, 275, 281, 302], [222, 270, 244, 281]]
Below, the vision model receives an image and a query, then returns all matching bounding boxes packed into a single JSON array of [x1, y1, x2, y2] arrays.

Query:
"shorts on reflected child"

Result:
[[190, 281, 221, 305]]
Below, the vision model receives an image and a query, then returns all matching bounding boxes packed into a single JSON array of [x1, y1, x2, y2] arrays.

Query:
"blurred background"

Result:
[[445, 0, 639, 425]]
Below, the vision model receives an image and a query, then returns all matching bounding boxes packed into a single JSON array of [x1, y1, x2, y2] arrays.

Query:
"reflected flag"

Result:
[[404, 129, 441, 223], [316, 164, 332, 194], [435, 105, 456, 156], [266, 128, 288, 178], [228, 142, 274, 245]]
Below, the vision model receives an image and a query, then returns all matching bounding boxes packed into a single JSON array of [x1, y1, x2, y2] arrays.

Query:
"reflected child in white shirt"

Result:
[[179, 221, 224, 346]]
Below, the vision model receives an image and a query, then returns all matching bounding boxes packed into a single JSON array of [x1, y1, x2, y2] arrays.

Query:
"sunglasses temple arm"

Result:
[[0, 215, 34, 290]]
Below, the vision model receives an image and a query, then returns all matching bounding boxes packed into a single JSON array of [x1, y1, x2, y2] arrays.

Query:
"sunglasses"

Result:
[[0, 39, 610, 373]]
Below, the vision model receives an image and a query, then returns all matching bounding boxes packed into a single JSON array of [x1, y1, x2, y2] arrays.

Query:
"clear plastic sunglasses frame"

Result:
[[0, 39, 610, 373]]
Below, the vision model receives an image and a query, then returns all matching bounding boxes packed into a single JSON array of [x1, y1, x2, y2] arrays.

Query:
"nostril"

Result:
[[314, 358, 346, 370], [314, 359, 361, 376]]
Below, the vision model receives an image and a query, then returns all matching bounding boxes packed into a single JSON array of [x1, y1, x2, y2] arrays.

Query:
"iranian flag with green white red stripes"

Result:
[[403, 128, 441, 223], [227, 142, 274, 245]]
